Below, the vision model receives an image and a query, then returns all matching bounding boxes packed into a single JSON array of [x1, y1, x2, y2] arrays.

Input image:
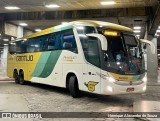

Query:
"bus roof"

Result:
[[73, 20, 133, 32], [14, 20, 133, 41]]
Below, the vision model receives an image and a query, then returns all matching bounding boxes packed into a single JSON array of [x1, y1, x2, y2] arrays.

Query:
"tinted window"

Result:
[[61, 29, 77, 53], [9, 29, 77, 54], [76, 26, 96, 34]]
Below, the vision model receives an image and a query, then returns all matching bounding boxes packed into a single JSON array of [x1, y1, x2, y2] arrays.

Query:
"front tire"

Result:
[[68, 75, 80, 98]]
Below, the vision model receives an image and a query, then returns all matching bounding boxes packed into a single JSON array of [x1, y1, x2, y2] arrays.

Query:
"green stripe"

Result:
[[51, 25, 73, 33], [32, 52, 51, 77], [32, 50, 62, 78]]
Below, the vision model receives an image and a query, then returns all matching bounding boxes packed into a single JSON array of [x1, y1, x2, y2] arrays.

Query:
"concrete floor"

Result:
[[0, 79, 160, 121], [0, 65, 160, 121]]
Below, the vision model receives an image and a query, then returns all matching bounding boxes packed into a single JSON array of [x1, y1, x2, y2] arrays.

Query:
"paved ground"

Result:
[[0, 80, 160, 121]]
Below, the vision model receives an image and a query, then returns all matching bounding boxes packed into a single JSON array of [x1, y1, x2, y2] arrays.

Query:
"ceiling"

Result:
[[9, 16, 147, 30], [0, 0, 158, 13]]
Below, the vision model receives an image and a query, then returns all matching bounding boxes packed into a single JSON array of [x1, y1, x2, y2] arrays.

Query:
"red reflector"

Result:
[[126, 88, 134, 92]]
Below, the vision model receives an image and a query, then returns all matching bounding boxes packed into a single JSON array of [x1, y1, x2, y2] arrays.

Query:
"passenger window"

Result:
[[61, 29, 78, 53], [47, 34, 59, 50], [15, 41, 22, 53]]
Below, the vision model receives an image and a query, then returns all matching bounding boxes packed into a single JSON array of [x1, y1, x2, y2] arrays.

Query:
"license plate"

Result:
[[126, 88, 134, 92]]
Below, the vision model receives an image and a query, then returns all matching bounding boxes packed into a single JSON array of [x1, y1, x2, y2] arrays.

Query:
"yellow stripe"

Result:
[[109, 72, 133, 81]]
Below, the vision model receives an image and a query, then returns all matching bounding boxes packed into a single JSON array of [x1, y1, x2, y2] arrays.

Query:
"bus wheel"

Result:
[[13, 71, 19, 84], [19, 71, 25, 85], [68, 75, 80, 98]]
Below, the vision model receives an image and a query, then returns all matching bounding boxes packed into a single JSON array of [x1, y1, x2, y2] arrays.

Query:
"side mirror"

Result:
[[140, 39, 155, 54], [86, 33, 107, 51]]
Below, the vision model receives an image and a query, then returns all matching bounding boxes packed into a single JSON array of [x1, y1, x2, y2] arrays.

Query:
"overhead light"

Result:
[[45, 4, 60, 8], [136, 35, 140, 37], [4, 44, 8, 46], [35, 29, 42, 32], [134, 30, 141, 33], [3, 39, 9, 41], [0, 34, 1, 36], [134, 26, 141, 30], [100, 1, 116, 5], [5, 6, 20, 10], [19, 23, 28, 26], [159, 26, 160, 29]]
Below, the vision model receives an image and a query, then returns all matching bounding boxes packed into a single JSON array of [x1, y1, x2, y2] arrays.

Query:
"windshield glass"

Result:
[[77, 26, 145, 75], [101, 30, 145, 75]]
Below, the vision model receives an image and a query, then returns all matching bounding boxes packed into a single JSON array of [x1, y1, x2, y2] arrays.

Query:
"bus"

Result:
[[7, 20, 155, 97]]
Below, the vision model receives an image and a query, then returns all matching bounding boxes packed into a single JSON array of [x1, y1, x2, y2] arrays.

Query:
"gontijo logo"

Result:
[[16, 55, 33, 61], [84, 81, 99, 92]]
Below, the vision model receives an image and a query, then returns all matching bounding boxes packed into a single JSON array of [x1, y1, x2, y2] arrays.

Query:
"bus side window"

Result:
[[9, 43, 16, 54], [61, 29, 78, 53], [47, 33, 59, 50], [27, 39, 35, 53], [43, 36, 49, 51], [15, 41, 22, 53]]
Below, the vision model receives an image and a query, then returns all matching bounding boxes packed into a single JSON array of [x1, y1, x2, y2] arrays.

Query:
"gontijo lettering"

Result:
[[16, 55, 33, 61]]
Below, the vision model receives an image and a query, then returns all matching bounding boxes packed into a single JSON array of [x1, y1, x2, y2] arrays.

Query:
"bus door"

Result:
[[82, 37, 101, 93]]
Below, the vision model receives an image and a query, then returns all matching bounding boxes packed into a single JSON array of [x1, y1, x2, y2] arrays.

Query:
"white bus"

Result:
[[7, 20, 155, 97]]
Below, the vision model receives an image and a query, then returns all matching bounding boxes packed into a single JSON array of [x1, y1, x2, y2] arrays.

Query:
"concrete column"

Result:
[[147, 36, 158, 81], [0, 45, 8, 76], [17, 26, 23, 38]]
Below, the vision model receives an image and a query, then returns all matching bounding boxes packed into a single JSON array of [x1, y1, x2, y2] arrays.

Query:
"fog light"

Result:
[[142, 76, 147, 83], [107, 86, 113, 92], [143, 86, 146, 91]]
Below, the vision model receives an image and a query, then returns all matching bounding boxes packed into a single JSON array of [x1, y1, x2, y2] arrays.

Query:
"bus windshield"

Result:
[[102, 31, 145, 75], [77, 26, 145, 75]]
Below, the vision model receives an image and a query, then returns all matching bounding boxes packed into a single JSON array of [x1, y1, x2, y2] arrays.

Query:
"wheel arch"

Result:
[[14, 69, 18, 73]]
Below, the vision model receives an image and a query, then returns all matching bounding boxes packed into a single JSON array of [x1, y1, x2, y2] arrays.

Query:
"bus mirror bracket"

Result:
[[140, 39, 155, 54], [86, 33, 107, 51]]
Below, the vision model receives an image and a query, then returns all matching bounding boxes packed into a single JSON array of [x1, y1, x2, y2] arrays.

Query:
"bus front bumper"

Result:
[[101, 80, 147, 95]]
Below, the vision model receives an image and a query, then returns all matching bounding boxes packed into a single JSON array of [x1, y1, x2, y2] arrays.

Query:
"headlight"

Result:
[[142, 76, 147, 83], [108, 77, 116, 83]]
